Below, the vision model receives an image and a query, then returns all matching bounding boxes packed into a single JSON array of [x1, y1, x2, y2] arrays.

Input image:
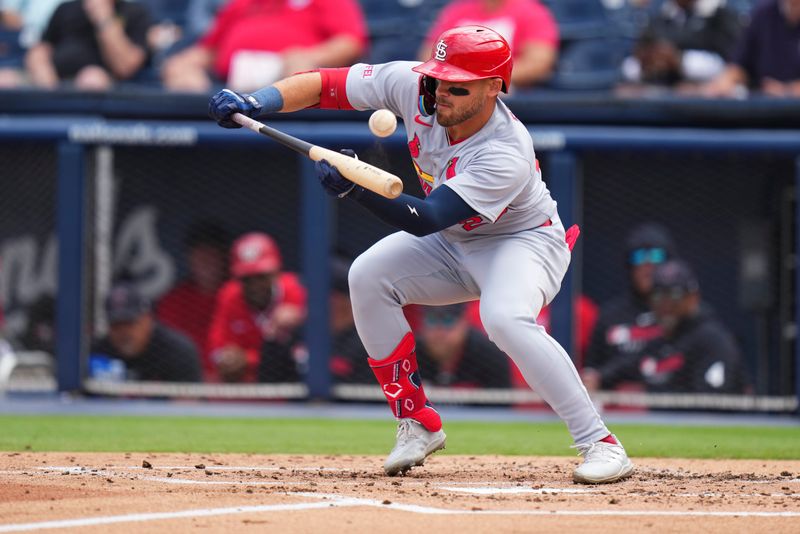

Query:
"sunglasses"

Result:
[[424, 313, 461, 327], [630, 247, 667, 266], [651, 287, 687, 302]]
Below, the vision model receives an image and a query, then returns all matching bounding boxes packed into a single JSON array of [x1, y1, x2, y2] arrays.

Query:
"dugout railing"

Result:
[[0, 116, 797, 414]]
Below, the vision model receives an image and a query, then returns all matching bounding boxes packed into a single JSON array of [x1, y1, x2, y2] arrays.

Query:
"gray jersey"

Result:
[[345, 61, 557, 243]]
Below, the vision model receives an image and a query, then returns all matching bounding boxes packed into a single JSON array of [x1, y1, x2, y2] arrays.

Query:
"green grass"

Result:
[[0, 415, 798, 459]]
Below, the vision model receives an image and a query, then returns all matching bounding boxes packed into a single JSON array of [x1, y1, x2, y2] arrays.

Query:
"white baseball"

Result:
[[368, 109, 397, 138]]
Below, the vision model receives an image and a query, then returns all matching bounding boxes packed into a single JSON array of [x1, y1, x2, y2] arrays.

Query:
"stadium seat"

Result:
[[0, 29, 23, 68], [549, 37, 632, 91], [360, 0, 423, 36], [140, 0, 190, 27], [368, 32, 426, 64], [541, 0, 614, 41]]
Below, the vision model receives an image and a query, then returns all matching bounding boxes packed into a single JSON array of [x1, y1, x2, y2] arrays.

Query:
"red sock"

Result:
[[368, 332, 442, 432], [600, 434, 619, 445]]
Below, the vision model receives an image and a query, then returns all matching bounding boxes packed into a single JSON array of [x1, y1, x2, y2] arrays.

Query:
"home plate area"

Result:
[[1, 453, 799, 533]]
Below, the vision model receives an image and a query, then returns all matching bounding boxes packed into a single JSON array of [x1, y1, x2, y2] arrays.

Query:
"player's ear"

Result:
[[486, 78, 502, 97]]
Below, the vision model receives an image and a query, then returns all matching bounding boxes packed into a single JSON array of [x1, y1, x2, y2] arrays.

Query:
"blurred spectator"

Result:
[[618, 0, 742, 91], [25, 0, 153, 91], [582, 222, 676, 390], [90, 282, 202, 382], [418, 0, 559, 88], [207, 232, 306, 383], [328, 255, 371, 383], [701, 0, 800, 97], [588, 260, 749, 393], [464, 295, 598, 372], [0, 0, 66, 87], [185, 0, 227, 39], [157, 220, 230, 357], [416, 303, 511, 388], [161, 0, 367, 92], [18, 294, 55, 355], [0, 0, 66, 48]]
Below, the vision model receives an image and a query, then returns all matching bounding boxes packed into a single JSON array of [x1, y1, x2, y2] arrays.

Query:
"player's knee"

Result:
[[480, 297, 544, 347], [479, 305, 516, 346], [348, 253, 380, 304]]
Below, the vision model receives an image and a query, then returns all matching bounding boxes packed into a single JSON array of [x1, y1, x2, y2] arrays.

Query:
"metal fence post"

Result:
[[56, 141, 85, 392], [300, 157, 331, 400], [795, 156, 800, 415], [546, 150, 579, 361]]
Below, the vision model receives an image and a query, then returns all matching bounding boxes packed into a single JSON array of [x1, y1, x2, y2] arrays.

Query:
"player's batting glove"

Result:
[[208, 89, 262, 129], [316, 149, 359, 198]]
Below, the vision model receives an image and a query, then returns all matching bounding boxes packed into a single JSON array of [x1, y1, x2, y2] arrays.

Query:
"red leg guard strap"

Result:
[[368, 332, 442, 432]]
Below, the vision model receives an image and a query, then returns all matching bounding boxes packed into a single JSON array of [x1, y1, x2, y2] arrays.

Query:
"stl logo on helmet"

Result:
[[435, 40, 447, 61], [239, 243, 262, 262]]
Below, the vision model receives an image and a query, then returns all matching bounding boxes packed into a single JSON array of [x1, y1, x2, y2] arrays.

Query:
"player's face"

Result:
[[434, 78, 493, 127], [240, 272, 276, 310], [108, 314, 154, 358], [650, 289, 698, 334], [783, 0, 800, 23]]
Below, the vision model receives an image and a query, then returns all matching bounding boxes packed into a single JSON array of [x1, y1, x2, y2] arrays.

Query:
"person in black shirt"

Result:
[[90, 282, 201, 382], [620, 0, 742, 89], [25, 0, 152, 90], [416, 303, 510, 389], [702, 0, 800, 97], [593, 260, 748, 393], [583, 222, 676, 391]]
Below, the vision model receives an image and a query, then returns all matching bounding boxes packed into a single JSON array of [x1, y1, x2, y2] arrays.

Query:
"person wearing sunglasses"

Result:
[[635, 260, 747, 394], [583, 222, 676, 392], [415, 304, 510, 389], [209, 25, 633, 484]]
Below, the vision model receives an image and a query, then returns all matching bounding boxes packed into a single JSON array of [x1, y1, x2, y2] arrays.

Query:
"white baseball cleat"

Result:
[[572, 436, 634, 484], [384, 418, 446, 476]]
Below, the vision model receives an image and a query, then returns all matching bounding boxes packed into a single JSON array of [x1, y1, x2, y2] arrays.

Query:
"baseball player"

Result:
[[209, 25, 634, 483]]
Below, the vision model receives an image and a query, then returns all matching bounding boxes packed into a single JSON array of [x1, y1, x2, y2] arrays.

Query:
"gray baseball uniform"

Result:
[[345, 61, 608, 444]]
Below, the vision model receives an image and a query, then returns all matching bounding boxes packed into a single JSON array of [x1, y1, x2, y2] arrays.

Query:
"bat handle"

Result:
[[231, 113, 264, 133]]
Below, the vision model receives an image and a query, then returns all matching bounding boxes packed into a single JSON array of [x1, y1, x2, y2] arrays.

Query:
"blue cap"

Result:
[[105, 283, 150, 323]]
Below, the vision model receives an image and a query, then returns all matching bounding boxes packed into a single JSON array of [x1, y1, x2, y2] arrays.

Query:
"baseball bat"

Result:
[[232, 113, 403, 199]]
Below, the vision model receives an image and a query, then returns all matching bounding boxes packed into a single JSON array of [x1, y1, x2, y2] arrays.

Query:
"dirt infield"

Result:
[[1, 453, 799, 533]]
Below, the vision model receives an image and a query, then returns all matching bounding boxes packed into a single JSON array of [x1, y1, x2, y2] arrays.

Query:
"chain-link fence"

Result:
[[0, 120, 796, 413], [0, 142, 58, 392]]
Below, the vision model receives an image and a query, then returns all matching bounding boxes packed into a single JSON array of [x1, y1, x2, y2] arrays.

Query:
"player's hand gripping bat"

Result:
[[231, 113, 403, 199]]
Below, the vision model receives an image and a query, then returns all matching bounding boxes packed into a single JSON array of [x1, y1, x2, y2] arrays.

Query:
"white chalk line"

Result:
[[2, 491, 799, 533], [0, 499, 356, 533], [296, 493, 800, 517]]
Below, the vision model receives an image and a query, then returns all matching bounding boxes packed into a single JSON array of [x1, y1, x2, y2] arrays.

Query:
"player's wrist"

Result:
[[95, 16, 119, 33], [249, 86, 283, 115], [337, 182, 357, 198], [347, 185, 367, 200]]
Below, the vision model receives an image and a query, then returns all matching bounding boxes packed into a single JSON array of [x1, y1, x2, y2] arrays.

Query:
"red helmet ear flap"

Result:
[[418, 75, 436, 117]]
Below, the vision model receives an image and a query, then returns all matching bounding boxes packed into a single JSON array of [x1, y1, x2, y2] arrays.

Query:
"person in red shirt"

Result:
[[206, 231, 306, 382], [418, 0, 559, 88], [161, 0, 368, 92], [157, 220, 230, 357]]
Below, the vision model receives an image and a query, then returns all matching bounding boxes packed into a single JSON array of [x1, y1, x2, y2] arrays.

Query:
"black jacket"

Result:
[[599, 307, 748, 394]]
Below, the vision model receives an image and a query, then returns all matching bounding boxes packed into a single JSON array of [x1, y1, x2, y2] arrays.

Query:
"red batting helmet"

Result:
[[230, 232, 282, 278], [412, 25, 513, 92]]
